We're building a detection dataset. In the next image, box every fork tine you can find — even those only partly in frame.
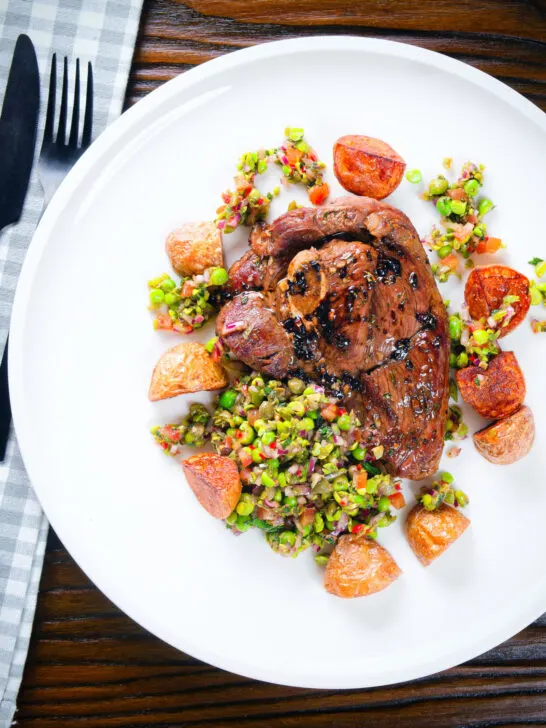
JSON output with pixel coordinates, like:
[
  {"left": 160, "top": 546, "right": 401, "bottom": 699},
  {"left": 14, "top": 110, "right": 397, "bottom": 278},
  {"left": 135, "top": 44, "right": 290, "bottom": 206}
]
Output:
[
  {"left": 68, "top": 59, "right": 80, "bottom": 148},
  {"left": 81, "top": 62, "right": 93, "bottom": 149},
  {"left": 43, "top": 54, "right": 56, "bottom": 145},
  {"left": 57, "top": 57, "right": 69, "bottom": 146}
]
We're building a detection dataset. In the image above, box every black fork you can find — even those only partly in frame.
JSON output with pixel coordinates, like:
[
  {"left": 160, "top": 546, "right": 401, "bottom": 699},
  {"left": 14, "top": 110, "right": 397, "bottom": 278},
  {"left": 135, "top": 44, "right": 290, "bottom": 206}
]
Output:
[{"left": 38, "top": 55, "right": 93, "bottom": 208}]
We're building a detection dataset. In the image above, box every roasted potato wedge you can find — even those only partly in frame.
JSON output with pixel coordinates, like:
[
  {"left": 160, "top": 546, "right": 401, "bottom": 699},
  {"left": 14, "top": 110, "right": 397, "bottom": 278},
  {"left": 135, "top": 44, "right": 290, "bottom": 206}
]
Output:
[
  {"left": 333, "top": 135, "right": 406, "bottom": 199},
  {"left": 456, "top": 351, "right": 525, "bottom": 419},
  {"left": 166, "top": 221, "right": 224, "bottom": 276},
  {"left": 182, "top": 453, "right": 242, "bottom": 519},
  {"left": 473, "top": 405, "right": 535, "bottom": 465},
  {"left": 324, "top": 534, "right": 401, "bottom": 598},
  {"left": 149, "top": 342, "right": 228, "bottom": 402},
  {"left": 464, "top": 265, "right": 530, "bottom": 337},
  {"left": 406, "top": 503, "right": 470, "bottom": 566}
]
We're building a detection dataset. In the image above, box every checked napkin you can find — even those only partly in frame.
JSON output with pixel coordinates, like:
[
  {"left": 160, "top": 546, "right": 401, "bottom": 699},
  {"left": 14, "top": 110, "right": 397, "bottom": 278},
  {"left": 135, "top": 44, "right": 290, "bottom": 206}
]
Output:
[{"left": 0, "top": 1, "right": 143, "bottom": 723}]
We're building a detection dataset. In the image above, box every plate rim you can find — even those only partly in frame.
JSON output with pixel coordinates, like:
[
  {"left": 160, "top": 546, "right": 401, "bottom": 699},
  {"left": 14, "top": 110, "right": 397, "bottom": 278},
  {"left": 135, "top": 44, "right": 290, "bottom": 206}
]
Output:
[{"left": 8, "top": 35, "right": 546, "bottom": 689}]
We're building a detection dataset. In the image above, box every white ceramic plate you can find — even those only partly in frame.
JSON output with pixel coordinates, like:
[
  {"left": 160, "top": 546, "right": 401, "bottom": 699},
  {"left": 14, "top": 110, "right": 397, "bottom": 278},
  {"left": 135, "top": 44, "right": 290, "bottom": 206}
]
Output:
[{"left": 10, "top": 37, "right": 546, "bottom": 689}]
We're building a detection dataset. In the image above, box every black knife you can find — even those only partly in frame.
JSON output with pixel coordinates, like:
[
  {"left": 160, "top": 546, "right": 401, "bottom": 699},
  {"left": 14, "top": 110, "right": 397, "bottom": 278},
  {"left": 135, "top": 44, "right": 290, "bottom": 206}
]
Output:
[{"left": 0, "top": 35, "right": 40, "bottom": 461}]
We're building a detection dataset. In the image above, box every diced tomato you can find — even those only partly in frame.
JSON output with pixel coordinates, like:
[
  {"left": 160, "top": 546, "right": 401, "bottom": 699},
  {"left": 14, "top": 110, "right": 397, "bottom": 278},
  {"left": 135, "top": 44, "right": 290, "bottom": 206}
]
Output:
[
  {"left": 309, "top": 182, "right": 330, "bottom": 206},
  {"left": 355, "top": 471, "right": 368, "bottom": 491},
  {"left": 442, "top": 252, "right": 459, "bottom": 272},
  {"left": 180, "top": 281, "right": 195, "bottom": 298},
  {"left": 448, "top": 187, "right": 466, "bottom": 201},
  {"left": 320, "top": 403, "right": 338, "bottom": 421},
  {"left": 389, "top": 492, "right": 406, "bottom": 510},
  {"left": 285, "top": 146, "right": 302, "bottom": 165},
  {"left": 234, "top": 175, "right": 252, "bottom": 195},
  {"left": 476, "top": 236, "right": 502, "bottom": 255},
  {"left": 239, "top": 450, "right": 253, "bottom": 468},
  {"left": 154, "top": 314, "right": 173, "bottom": 330},
  {"left": 161, "top": 426, "right": 181, "bottom": 443},
  {"left": 247, "top": 409, "right": 259, "bottom": 427},
  {"left": 351, "top": 523, "right": 364, "bottom": 534},
  {"left": 224, "top": 436, "right": 234, "bottom": 451}
]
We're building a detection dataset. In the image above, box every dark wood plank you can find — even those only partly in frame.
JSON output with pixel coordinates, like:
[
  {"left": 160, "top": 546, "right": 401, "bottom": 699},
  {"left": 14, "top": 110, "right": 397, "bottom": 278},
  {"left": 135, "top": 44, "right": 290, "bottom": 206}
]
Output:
[{"left": 14, "top": 1, "right": 546, "bottom": 725}]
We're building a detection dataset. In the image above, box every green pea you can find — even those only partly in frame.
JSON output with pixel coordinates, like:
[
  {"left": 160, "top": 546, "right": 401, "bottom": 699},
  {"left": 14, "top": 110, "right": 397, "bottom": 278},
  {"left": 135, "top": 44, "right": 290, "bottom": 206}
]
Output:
[
  {"left": 205, "top": 337, "right": 218, "bottom": 353},
  {"left": 478, "top": 198, "right": 494, "bottom": 217},
  {"left": 535, "top": 261, "right": 546, "bottom": 279},
  {"left": 366, "top": 477, "right": 379, "bottom": 495},
  {"left": 429, "top": 177, "right": 449, "bottom": 196},
  {"left": 274, "top": 489, "right": 283, "bottom": 502},
  {"left": 236, "top": 500, "right": 254, "bottom": 516},
  {"left": 337, "top": 413, "right": 352, "bottom": 431},
  {"left": 406, "top": 169, "right": 422, "bottom": 184},
  {"left": 236, "top": 515, "right": 251, "bottom": 532},
  {"left": 314, "top": 554, "right": 329, "bottom": 566},
  {"left": 261, "top": 431, "right": 276, "bottom": 446},
  {"left": 456, "top": 351, "right": 469, "bottom": 368},
  {"left": 288, "top": 378, "right": 305, "bottom": 394},
  {"left": 441, "top": 471, "right": 454, "bottom": 484},
  {"left": 463, "top": 179, "right": 479, "bottom": 197},
  {"left": 449, "top": 353, "right": 457, "bottom": 367},
  {"left": 278, "top": 472, "right": 287, "bottom": 487},
  {"left": 149, "top": 288, "right": 165, "bottom": 305},
  {"left": 352, "top": 445, "right": 366, "bottom": 461},
  {"left": 261, "top": 472, "right": 275, "bottom": 488},
  {"left": 449, "top": 315, "right": 462, "bottom": 340},
  {"left": 251, "top": 448, "right": 263, "bottom": 464},
  {"left": 209, "top": 267, "right": 229, "bottom": 286},
  {"left": 421, "top": 494, "right": 433, "bottom": 510},
  {"left": 257, "top": 159, "right": 268, "bottom": 174},
  {"left": 164, "top": 292, "right": 179, "bottom": 306},
  {"left": 377, "top": 496, "right": 390, "bottom": 512},
  {"left": 473, "top": 224, "right": 485, "bottom": 238},
  {"left": 314, "top": 513, "right": 325, "bottom": 533},
  {"left": 300, "top": 417, "right": 315, "bottom": 431},
  {"left": 238, "top": 422, "right": 255, "bottom": 445},
  {"left": 455, "top": 490, "right": 469, "bottom": 507},
  {"left": 159, "top": 277, "right": 177, "bottom": 292},
  {"left": 280, "top": 530, "right": 296, "bottom": 545},
  {"left": 436, "top": 196, "right": 452, "bottom": 216},
  {"left": 438, "top": 244, "right": 453, "bottom": 259},
  {"left": 287, "top": 127, "right": 304, "bottom": 142},
  {"left": 530, "top": 287, "right": 544, "bottom": 306},
  {"left": 283, "top": 496, "right": 297, "bottom": 507},
  {"left": 333, "top": 476, "right": 350, "bottom": 491},
  {"left": 450, "top": 199, "right": 467, "bottom": 216},
  {"left": 218, "top": 389, "right": 237, "bottom": 410},
  {"left": 225, "top": 510, "right": 238, "bottom": 526},
  {"left": 287, "top": 400, "right": 305, "bottom": 416},
  {"left": 473, "top": 329, "right": 489, "bottom": 345}
]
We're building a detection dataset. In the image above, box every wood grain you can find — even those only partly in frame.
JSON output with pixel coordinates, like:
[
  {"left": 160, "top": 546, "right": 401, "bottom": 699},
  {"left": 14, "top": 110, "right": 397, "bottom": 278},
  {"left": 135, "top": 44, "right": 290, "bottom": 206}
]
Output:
[{"left": 15, "top": 1, "right": 546, "bottom": 725}]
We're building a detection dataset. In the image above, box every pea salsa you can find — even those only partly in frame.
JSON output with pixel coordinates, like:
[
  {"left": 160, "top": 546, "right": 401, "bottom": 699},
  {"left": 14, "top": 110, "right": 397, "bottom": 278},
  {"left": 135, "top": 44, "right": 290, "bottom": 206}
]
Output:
[{"left": 152, "top": 371, "right": 405, "bottom": 561}]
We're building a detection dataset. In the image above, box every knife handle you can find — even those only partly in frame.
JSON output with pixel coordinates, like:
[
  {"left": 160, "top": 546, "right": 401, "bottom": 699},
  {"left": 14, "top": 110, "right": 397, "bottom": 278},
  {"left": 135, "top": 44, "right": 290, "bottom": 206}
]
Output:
[{"left": 0, "top": 337, "right": 11, "bottom": 461}]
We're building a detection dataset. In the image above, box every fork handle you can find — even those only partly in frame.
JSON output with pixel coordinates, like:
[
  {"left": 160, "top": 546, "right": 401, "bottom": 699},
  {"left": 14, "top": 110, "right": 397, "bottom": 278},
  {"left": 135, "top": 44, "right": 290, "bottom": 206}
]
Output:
[{"left": 0, "top": 337, "right": 11, "bottom": 461}]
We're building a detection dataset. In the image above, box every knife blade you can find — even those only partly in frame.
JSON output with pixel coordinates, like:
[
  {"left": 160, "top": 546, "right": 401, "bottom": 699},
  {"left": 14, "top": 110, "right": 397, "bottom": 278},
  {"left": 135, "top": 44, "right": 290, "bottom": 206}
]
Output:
[
  {"left": 0, "top": 35, "right": 40, "bottom": 460},
  {"left": 0, "top": 34, "right": 40, "bottom": 232}
]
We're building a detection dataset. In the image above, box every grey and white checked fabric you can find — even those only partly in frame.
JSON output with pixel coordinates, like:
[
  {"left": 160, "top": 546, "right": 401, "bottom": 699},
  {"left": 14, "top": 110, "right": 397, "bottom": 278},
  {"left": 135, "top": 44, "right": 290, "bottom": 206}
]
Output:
[{"left": 0, "top": 1, "right": 143, "bottom": 724}]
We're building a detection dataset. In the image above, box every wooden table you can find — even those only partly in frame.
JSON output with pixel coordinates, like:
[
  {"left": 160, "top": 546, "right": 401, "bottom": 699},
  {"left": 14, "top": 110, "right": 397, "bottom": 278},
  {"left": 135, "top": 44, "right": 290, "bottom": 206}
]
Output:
[{"left": 15, "top": 1, "right": 546, "bottom": 725}]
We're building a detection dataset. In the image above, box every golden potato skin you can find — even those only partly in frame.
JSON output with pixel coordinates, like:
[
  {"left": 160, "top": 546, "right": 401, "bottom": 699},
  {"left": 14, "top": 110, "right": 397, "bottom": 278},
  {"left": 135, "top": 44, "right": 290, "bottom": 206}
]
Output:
[
  {"left": 166, "top": 221, "right": 224, "bottom": 276},
  {"left": 182, "top": 453, "right": 242, "bottom": 519},
  {"left": 473, "top": 405, "right": 535, "bottom": 465},
  {"left": 464, "top": 265, "right": 530, "bottom": 337},
  {"left": 456, "top": 351, "right": 525, "bottom": 419},
  {"left": 149, "top": 342, "right": 228, "bottom": 401},
  {"left": 324, "top": 534, "right": 401, "bottom": 598},
  {"left": 333, "top": 135, "right": 406, "bottom": 200},
  {"left": 406, "top": 503, "right": 470, "bottom": 566}
]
